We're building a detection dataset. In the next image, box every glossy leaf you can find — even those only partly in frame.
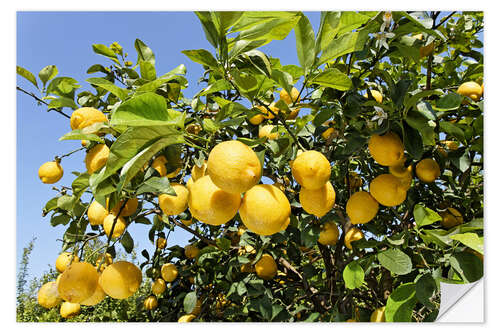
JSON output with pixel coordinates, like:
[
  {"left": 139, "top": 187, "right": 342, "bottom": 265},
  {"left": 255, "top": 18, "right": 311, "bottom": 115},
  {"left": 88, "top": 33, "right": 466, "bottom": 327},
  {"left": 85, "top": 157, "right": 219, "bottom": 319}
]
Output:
[
  {"left": 450, "top": 233, "right": 483, "bottom": 255},
  {"left": 86, "top": 77, "right": 129, "bottom": 100},
  {"left": 92, "top": 44, "right": 120, "bottom": 64},
  {"left": 294, "top": 14, "right": 316, "bottom": 74},
  {"left": 343, "top": 261, "right": 365, "bottom": 289},
  {"left": 385, "top": 283, "right": 417, "bottom": 322},
  {"left": 17, "top": 65, "right": 38, "bottom": 88},
  {"left": 38, "top": 65, "right": 58, "bottom": 87},
  {"left": 134, "top": 39, "right": 155, "bottom": 65},
  {"left": 311, "top": 68, "right": 352, "bottom": 91},
  {"left": 378, "top": 248, "right": 412, "bottom": 275},
  {"left": 182, "top": 49, "right": 219, "bottom": 68},
  {"left": 413, "top": 204, "right": 442, "bottom": 228}
]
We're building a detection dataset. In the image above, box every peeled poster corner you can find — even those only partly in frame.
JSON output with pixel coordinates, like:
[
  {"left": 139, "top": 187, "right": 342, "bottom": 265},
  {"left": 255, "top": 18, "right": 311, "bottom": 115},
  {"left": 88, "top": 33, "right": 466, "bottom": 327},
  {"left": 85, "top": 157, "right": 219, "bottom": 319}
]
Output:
[{"left": 436, "top": 279, "right": 484, "bottom": 322}]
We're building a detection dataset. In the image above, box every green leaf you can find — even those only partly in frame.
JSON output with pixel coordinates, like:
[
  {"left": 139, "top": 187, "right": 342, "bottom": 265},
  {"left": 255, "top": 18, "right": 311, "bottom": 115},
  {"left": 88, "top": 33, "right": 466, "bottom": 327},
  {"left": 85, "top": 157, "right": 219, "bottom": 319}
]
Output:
[
  {"left": 435, "top": 92, "right": 463, "bottom": 111},
  {"left": 92, "top": 44, "right": 120, "bottom": 64},
  {"left": 385, "top": 283, "right": 417, "bottom": 322},
  {"left": 313, "top": 108, "right": 334, "bottom": 127},
  {"left": 111, "top": 92, "right": 184, "bottom": 127},
  {"left": 72, "top": 173, "right": 90, "bottom": 197},
  {"left": 231, "top": 71, "right": 259, "bottom": 100},
  {"left": 139, "top": 61, "right": 157, "bottom": 81},
  {"left": 194, "top": 12, "right": 220, "bottom": 48},
  {"left": 86, "top": 77, "right": 129, "bottom": 100},
  {"left": 17, "top": 65, "right": 38, "bottom": 88},
  {"left": 46, "top": 77, "right": 80, "bottom": 99},
  {"left": 301, "top": 223, "right": 319, "bottom": 248},
  {"left": 318, "top": 27, "right": 371, "bottom": 66},
  {"left": 136, "top": 177, "right": 175, "bottom": 195},
  {"left": 59, "top": 126, "right": 106, "bottom": 143},
  {"left": 216, "top": 237, "right": 232, "bottom": 251},
  {"left": 198, "top": 79, "right": 232, "bottom": 97},
  {"left": 120, "top": 231, "right": 134, "bottom": 253},
  {"left": 415, "top": 273, "right": 437, "bottom": 309},
  {"left": 271, "top": 69, "right": 293, "bottom": 94},
  {"left": 217, "top": 11, "right": 244, "bottom": 32},
  {"left": 391, "top": 79, "right": 413, "bottom": 108},
  {"left": 439, "top": 121, "right": 465, "bottom": 142},
  {"left": 182, "top": 49, "right": 219, "bottom": 68},
  {"left": 295, "top": 14, "right": 316, "bottom": 75},
  {"left": 48, "top": 97, "right": 78, "bottom": 110},
  {"left": 43, "top": 197, "right": 59, "bottom": 215},
  {"left": 403, "top": 121, "right": 423, "bottom": 159},
  {"left": 405, "top": 111, "right": 435, "bottom": 146},
  {"left": 404, "top": 89, "right": 442, "bottom": 114},
  {"left": 241, "top": 50, "right": 273, "bottom": 77},
  {"left": 134, "top": 39, "right": 155, "bottom": 65},
  {"left": 378, "top": 248, "right": 412, "bottom": 275},
  {"left": 86, "top": 64, "right": 107, "bottom": 74},
  {"left": 57, "top": 195, "right": 76, "bottom": 211},
  {"left": 413, "top": 204, "right": 442, "bottom": 228},
  {"left": 343, "top": 261, "right": 365, "bottom": 289},
  {"left": 38, "top": 65, "right": 58, "bottom": 87},
  {"left": 311, "top": 68, "right": 352, "bottom": 91},
  {"left": 450, "top": 233, "right": 484, "bottom": 255},
  {"left": 50, "top": 213, "right": 71, "bottom": 227},
  {"left": 183, "top": 291, "right": 198, "bottom": 314},
  {"left": 449, "top": 252, "right": 483, "bottom": 283}
]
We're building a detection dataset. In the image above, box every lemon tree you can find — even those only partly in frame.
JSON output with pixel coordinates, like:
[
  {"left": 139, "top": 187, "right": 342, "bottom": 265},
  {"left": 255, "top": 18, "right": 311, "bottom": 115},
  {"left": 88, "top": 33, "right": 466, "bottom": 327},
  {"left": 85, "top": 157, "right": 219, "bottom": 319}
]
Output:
[{"left": 17, "top": 11, "right": 483, "bottom": 322}]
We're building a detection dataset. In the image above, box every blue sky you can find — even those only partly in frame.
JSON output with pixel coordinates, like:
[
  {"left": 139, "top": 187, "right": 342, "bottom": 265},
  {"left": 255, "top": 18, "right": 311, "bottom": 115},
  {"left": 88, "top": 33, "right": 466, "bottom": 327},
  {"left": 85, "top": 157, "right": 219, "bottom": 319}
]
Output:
[{"left": 16, "top": 11, "right": 322, "bottom": 280}]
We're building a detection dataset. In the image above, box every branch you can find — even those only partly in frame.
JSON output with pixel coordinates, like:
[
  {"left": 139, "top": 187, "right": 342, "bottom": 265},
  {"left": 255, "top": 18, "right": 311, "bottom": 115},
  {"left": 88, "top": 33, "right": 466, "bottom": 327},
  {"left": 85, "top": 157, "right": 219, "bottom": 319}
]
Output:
[
  {"left": 16, "top": 86, "right": 71, "bottom": 119},
  {"left": 434, "top": 11, "right": 456, "bottom": 29},
  {"left": 169, "top": 216, "right": 217, "bottom": 246}
]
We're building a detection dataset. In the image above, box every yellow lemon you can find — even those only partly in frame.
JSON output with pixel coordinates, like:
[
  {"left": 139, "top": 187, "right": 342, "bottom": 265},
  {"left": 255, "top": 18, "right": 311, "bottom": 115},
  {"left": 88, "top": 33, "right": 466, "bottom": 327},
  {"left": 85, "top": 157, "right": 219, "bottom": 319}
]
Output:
[
  {"left": 190, "top": 299, "right": 202, "bottom": 315},
  {"left": 85, "top": 144, "right": 109, "bottom": 174},
  {"left": 321, "top": 127, "right": 336, "bottom": 140},
  {"left": 370, "top": 174, "right": 407, "bottom": 207},
  {"left": 240, "top": 184, "right": 291, "bottom": 236},
  {"left": 178, "top": 314, "right": 196, "bottom": 322},
  {"left": 108, "top": 197, "right": 139, "bottom": 217},
  {"left": 299, "top": 181, "right": 336, "bottom": 218},
  {"left": 151, "top": 155, "right": 167, "bottom": 176},
  {"left": 186, "top": 177, "right": 195, "bottom": 191},
  {"left": 38, "top": 161, "right": 64, "bottom": 184},
  {"left": 420, "top": 42, "right": 435, "bottom": 58},
  {"left": 259, "top": 124, "right": 279, "bottom": 140},
  {"left": 158, "top": 183, "right": 189, "bottom": 216},
  {"left": 188, "top": 175, "right": 241, "bottom": 226},
  {"left": 416, "top": 158, "right": 440, "bottom": 183},
  {"left": 37, "top": 281, "right": 62, "bottom": 309},
  {"left": 346, "top": 191, "right": 379, "bottom": 224},
  {"left": 255, "top": 254, "right": 278, "bottom": 280},
  {"left": 318, "top": 221, "right": 340, "bottom": 246},
  {"left": 88, "top": 200, "right": 108, "bottom": 226},
  {"left": 440, "top": 207, "right": 463, "bottom": 229},
  {"left": 370, "top": 306, "right": 386, "bottom": 322},
  {"left": 99, "top": 261, "right": 142, "bottom": 299},
  {"left": 364, "top": 90, "right": 383, "bottom": 103},
  {"left": 60, "top": 302, "right": 81, "bottom": 319},
  {"left": 291, "top": 150, "right": 331, "bottom": 190},
  {"left": 249, "top": 109, "right": 266, "bottom": 125},
  {"left": 256, "top": 105, "right": 276, "bottom": 120},
  {"left": 55, "top": 252, "right": 80, "bottom": 273},
  {"left": 103, "top": 214, "right": 127, "bottom": 238},
  {"left": 156, "top": 237, "right": 167, "bottom": 249},
  {"left": 144, "top": 295, "right": 158, "bottom": 310},
  {"left": 191, "top": 161, "right": 207, "bottom": 181},
  {"left": 279, "top": 87, "right": 301, "bottom": 105},
  {"left": 58, "top": 262, "right": 99, "bottom": 303},
  {"left": 95, "top": 253, "right": 113, "bottom": 272},
  {"left": 368, "top": 132, "right": 404, "bottom": 166},
  {"left": 80, "top": 276, "right": 106, "bottom": 306},
  {"left": 185, "top": 244, "right": 200, "bottom": 259},
  {"left": 181, "top": 218, "right": 194, "bottom": 226},
  {"left": 161, "top": 263, "right": 178, "bottom": 282},
  {"left": 207, "top": 140, "right": 262, "bottom": 193},
  {"left": 70, "top": 107, "right": 107, "bottom": 130},
  {"left": 344, "top": 227, "right": 364, "bottom": 250},
  {"left": 151, "top": 278, "right": 166, "bottom": 295},
  {"left": 457, "top": 81, "right": 482, "bottom": 101}
]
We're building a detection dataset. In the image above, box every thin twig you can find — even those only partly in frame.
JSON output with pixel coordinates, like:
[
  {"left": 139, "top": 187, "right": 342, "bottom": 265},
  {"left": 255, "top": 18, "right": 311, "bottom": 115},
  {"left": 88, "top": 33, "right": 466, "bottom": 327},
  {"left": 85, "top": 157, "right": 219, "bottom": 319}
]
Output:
[{"left": 16, "top": 86, "right": 71, "bottom": 119}]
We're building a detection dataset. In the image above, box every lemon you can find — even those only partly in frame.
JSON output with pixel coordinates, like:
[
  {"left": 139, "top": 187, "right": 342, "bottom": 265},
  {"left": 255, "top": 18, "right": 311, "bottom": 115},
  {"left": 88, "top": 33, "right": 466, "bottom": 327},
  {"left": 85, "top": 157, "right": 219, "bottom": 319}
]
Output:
[
  {"left": 190, "top": 299, "right": 202, "bottom": 315},
  {"left": 85, "top": 144, "right": 109, "bottom": 174},
  {"left": 95, "top": 253, "right": 113, "bottom": 272},
  {"left": 457, "top": 81, "right": 482, "bottom": 101},
  {"left": 188, "top": 175, "right": 241, "bottom": 226},
  {"left": 291, "top": 150, "right": 331, "bottom": 190},
  {"left": 88, "top": 200, "right": 108, "bottom": 226},
  {"left": 256, "top": 105, "right": 277, "bottom": 120},
  {"left": 416, "top": 158, "right": 440, "bottom": 183},
  {"left": 370, "top": 306, "right": 386, "bottom": 322},
  {"left": 161, "top": 263, "right": 178, "bottom": 282},
  {"left": 322, "top": 127, "right": 336, "bottom": 140},
  {"left": 286, "top": 107, "right": 300, "bottom": 120},
  {"left": 299, "top": 181, "right": 336, "bottom": 218},
  {"left": 103, "top": 214, "right": 127, "bottom": 238},
  {"left": 191, "top": 161, "right": 207, "bottom": 181},
  {"left": 37, "top": 281, "right": 62, "bottom": 309},
  {"left": 369, "top": 174, "right": 407, "bottom": 207},
  {"left": 279, "top": 87, "right": 301, "bottom": 105},
  {"left": 60, "top": 302, "right": 81, "bottom": 319},
  {"left": 144, "top": 295, "right": 158, "bottom": 310},
  {"left": 156, "top": 237, "right": 167, "bottom": 249},
  {"left": 186, "top": 177, "right": 194, "bottom": 191},
  {"left": 99, "top": 261, "right": 142, "bottom": 299},
  {"left": 259, "top": 124, "right": 279, "bottom": 140},
  {"left": 80, "top": 276, "right": 106, "bottom": 306},
  {"left": 70, "top": 107, "right": 107, "bottom": 130},
  {"left": 318, "top": 221, "right": 340, "bottom": 246},
  {"left": 185, "top": 244, "right": 200, "bottom": 259},
  {"left": 344, "top": 227, "right": 364, "bottom": 250},
  {"left": 420, "top": 42, "right": 435, "bottom": 58},
  {"left": 440, "top": 207, "right": 463, "bottom": 229},
  {"left": 346, "top": 191, "right": 379, "bottom": 224},
  {"left": 368, "top": 132, "right": 404, "bottom": 166},
  {"left": 178, "top": 314, "right": 196, "bottom": 322},
  {"left": 207, "top": 140, "right": 262, "bottom": 193},
  {"left": 58, "top": 262, "right": 99, "bottom": 303},
  {"left": 108, "top": 197, "right": 139, "bottom": 217},
  {"left": 239, "top": 184, "right": 291, "bottom": 236},
  {"left": 151, "top": 278, "right": 166, "bottom": 295},
  {"left": 442, "top": 140, "right": 459, "bottom": 150},
  {"left": 364, "top": 90, "right": 383, "bottom": 103},
  {"left": 151, "top": 155, "right": 167, "bottom": 176},
  {"left": 249, "top": 109, "right": 266, "bottom": 125},
  {"left": 56, "top": 252, "right": 80, "bottom": 273},
  {"left": 255, "top": 254, "right": 278, "bottom": 280},
  {"left": 158, "top": 183, "right": 189, "bottom": 216},
  {"left": 38, "top": 161, "right": 64, "bottom": 184},
  {"left": 181, "top": 218, "right": 194, "bottom": 226}
]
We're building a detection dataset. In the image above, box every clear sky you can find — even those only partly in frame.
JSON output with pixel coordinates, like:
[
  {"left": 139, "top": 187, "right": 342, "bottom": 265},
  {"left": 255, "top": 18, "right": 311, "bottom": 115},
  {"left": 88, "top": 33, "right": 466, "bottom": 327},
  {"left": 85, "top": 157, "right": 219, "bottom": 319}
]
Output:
[{"left": 16, "top": 11, "right": 322, "bottom": 280}]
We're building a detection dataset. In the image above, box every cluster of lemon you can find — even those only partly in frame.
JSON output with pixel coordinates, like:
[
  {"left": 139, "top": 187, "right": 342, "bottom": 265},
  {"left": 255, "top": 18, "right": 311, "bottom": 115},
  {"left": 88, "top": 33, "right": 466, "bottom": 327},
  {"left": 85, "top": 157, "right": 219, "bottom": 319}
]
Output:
[{"left": 37, "top": 251, "right": 141, "bottom": 318}]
